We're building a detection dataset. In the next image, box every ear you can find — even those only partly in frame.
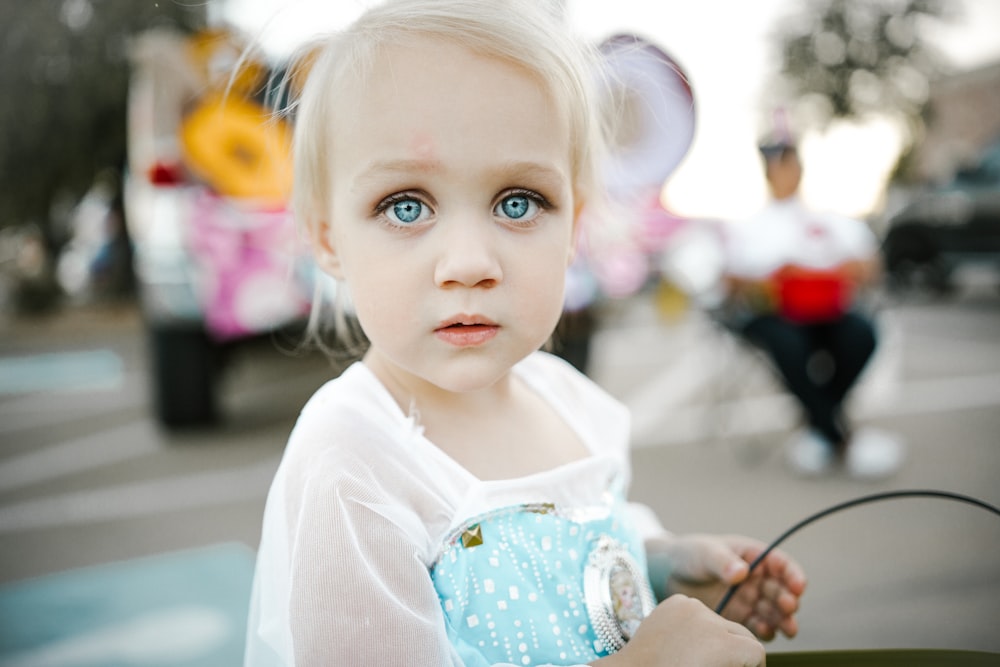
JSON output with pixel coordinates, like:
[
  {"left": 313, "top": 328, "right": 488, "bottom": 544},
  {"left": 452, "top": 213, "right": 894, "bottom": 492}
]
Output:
[{"left": 310, "top": 219, "right": 345, "bottom": 280}]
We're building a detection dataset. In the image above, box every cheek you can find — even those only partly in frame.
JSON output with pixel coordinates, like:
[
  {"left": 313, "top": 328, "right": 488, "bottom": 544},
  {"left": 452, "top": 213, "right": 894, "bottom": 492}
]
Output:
[
  {"left": 343, "top": 260, "right": 403, "bottom": 312},
  {"left": 341, "top": 254, "right": 423, "bottom": 338},
  {"left": 519, "top": 238, "right": 572, "bottom": 313}
]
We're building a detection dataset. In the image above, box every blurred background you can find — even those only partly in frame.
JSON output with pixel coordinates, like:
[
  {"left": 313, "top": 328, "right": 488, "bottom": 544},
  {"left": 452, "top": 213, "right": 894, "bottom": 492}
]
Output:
[{"left": 1, "top": 1, "right": 998, "bottom": 665}]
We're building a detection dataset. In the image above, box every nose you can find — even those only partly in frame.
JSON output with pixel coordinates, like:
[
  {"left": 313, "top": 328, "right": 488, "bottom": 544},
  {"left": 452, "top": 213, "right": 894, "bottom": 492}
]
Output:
[{"left": 433, "top": 218, "right": 503, "bottom": 289}]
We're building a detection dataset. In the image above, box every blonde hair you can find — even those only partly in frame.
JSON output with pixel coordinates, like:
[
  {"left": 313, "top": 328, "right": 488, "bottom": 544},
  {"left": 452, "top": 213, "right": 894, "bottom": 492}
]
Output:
[{"left": 286, "top": 0, "right": 611, "bottom": 350}]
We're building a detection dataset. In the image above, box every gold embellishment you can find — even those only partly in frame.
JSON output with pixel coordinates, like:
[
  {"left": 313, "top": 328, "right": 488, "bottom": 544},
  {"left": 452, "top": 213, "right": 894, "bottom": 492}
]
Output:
[
  {"left": 460, "top": 523, "right": 483, "bottom": 548},
  {"left": 526, "top": 503, "right": 556, "bottom": 514},
  {"left": 438, "top": 501, "right": 605, "bottom": 559}
]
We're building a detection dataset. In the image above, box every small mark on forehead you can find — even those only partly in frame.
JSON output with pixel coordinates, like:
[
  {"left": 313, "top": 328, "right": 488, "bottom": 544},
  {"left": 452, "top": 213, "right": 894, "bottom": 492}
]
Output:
[{"left": 409, "top": 133, "right": 436, "bottom": 160}]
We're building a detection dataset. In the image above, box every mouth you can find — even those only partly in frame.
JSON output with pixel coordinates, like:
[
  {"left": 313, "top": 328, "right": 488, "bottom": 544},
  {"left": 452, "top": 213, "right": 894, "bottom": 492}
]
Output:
[
  {"left": 435, "top": 315, "right": 499, "bottom": 331},
  {"left": 434, "top": 315, "right": 500, "bottom": 347}
]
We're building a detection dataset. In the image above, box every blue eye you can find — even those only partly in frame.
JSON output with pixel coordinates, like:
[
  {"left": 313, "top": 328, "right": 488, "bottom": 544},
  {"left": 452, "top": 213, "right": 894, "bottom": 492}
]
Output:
[
  {"left": 497, "top": 194, "right": 539, "bottom": 221},
  {"left": 388, "top": 198, "right": 426, "bottom": 225}
]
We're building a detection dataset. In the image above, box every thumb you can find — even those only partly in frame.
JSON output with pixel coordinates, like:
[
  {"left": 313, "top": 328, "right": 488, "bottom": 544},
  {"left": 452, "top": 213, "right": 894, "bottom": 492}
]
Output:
[{"left": 701, "top": 542, "right": 749, "bottom": 584}]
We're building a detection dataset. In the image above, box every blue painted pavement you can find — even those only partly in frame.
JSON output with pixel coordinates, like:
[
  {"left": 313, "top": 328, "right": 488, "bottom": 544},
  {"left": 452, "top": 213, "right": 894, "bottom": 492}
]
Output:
[{"left": 0, "top": 543, "right": 255, "bottom": 667}]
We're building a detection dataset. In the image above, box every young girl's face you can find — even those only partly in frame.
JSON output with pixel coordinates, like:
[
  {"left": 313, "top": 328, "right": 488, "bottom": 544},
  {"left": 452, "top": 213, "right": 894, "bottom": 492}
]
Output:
[{"left": 314, "top": 36, "right": 579, "bottom": 395}]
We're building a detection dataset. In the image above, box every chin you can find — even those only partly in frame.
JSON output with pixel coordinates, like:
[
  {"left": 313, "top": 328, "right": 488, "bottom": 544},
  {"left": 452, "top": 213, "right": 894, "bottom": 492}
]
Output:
[
  {"left": 429, "top": 350, "right": 532, "bottom": 393},
  {"left": 432, "top": 365, "right": 513, "bottom": 394}
]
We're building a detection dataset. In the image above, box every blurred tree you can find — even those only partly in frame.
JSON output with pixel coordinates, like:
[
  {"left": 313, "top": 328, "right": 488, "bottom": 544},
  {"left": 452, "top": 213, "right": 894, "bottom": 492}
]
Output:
[
  {"left": 0, "top": 0, "right": 205, "bottom": 243},
  {"left": 770, "top": 0, "right": 956, "bottom": 181}
]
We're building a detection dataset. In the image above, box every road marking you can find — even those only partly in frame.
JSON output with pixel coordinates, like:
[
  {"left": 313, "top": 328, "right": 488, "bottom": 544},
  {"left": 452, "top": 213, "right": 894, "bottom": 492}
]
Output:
[
  {"left": 0, "top": 460, "right": 279, "bottom": 533},
  {"left": 631, "top": 371, "right": 1000, "bottom": 448},
  {"left": 0, "top": 373, "right": 147, "bottom": 438},
  {"left": 0, "top": 350, "right": 123, "bottom": 395},
  {"left": 0, "top": 543, "right": 253, "bottom": 666},
  {"left": 3, "top": 373, "right": 996, "bottom": 530},
  {"left": 0, "top": 420, "right": 162, "bottom": 494},
  {"left": 3, "top": 606, "right": 232, "bottom": 667},
  {"left": 869, "top": 373, "right": 1000, "bottom": 417}
]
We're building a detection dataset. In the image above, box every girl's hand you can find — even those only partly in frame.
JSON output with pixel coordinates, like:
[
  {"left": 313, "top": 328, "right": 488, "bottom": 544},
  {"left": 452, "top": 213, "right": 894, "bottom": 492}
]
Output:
[
  {"left": 650, "top": 534, "right": 807, "bottom": 641},
  {"left": 593, "top": 594, "right": 765, "bottom": 667}
]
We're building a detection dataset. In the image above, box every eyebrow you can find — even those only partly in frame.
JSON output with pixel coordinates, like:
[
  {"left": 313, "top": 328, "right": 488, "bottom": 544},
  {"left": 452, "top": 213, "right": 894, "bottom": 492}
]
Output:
[
  {"left": 354, "top": 159, "right": 443, "bottom": 186},
  {"left": 497, "top": 161, "right": 569, "bottom": 188},
  {"left": 354, "top": 159, "right": 568, "bottom": 188}
]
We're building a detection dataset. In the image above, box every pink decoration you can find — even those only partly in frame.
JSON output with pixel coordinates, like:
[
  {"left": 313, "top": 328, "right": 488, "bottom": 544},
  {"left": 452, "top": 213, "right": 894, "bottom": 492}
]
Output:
[{"left": 185, "top": 189, "right": 311, "bottom": 340}]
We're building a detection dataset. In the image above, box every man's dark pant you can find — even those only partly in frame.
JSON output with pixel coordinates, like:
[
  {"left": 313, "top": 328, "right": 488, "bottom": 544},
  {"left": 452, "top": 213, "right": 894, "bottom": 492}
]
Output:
[{"left": 740, "top": 312, "right": 877, "bottom": 448}]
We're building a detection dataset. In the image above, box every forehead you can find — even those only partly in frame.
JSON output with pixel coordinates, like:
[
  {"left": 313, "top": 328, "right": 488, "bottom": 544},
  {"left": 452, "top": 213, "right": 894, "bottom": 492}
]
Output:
[
  {"left": 328, "top": 36, "right": 572, "bottom": 165},
  {"left": 342, "top": 36, "right": 556, "bottom": 119}
]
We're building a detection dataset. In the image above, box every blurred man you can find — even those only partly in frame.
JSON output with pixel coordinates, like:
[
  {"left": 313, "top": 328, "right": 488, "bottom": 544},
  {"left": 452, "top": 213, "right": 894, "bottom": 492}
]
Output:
[{"left": 722, "top": 131, "right": 903, "bottom": 478}]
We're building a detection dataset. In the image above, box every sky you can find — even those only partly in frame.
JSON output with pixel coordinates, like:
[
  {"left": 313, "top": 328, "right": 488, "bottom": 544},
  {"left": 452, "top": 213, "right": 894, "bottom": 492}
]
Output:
[{"left": 220, "top": 0, "right": 1000, "bottom": 222}]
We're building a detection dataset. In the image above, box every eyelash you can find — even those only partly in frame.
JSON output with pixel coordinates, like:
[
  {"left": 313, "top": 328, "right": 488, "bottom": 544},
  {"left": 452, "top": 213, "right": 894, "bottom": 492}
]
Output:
[
  {"left": 498, "top": 188, "right": 552, "bottom": 227},
  {"left": 370, "top": 191, "right": 430, "bottom": 231}
]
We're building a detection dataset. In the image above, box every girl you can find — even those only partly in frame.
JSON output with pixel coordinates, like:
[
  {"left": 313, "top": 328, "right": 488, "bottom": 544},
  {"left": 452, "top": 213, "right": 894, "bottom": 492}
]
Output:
[{"left": 245, "top": 1, "right": 806, "bottom": 665}]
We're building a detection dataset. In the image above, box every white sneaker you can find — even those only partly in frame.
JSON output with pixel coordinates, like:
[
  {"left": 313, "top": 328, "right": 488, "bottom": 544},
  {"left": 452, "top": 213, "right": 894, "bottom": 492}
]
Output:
[
  {"left": 785, "top": 429, "right": 836, "bottom": 476},
  {"left": 846, "top": 428, "right": 905, "bottom": 480}
]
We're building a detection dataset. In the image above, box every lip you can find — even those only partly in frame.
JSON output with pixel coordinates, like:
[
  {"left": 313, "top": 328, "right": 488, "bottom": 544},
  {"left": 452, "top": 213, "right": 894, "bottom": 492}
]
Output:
[{"left": 434, "top": 314, "right": 500, "bottom": 347}]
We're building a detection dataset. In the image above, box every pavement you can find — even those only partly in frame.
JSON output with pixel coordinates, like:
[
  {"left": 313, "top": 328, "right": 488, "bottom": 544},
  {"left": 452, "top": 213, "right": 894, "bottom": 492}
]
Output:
[
  {"left": 0, "top": 280, "right": 999, "bottom": 664},
  {"left": 588, "top": 288, "right": 1000, "bottom": 654}
]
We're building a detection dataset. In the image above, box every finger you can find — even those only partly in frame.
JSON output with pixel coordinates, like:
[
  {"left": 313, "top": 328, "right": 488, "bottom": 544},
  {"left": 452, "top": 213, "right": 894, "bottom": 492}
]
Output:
[
  {"left": 763, "top": 577, "right": 783, "bottom": 600},
  {"left": 733, "top": 541, "right": 795, "bottom": 586},
  {"left": 719, "top": 580, "right": 762, "bottom": 622},
  {"left": 778, "top": 612, "right": 800, "bottom": 639},
  {"left": 699, "top": 539, "right": 752, "bottom": 584},
  {"left": 757, "top": 549, "right": 808, "bottom": 596},
  {"left": 746, "top": 615, "right": 777, "bottom": 642},
  {"left": 725, "top": 571, "right": 800, "bottom": 623},
  {"left": 753, "top": 574, "right": 803, "bottom": 617},
  {"left": 720, "top": 593, "right": 755, "bottom": 624},
  {"left": 758, "top": 578, "right": 799, "bottom": 615},
  {"left": 784, "top": 560, "right": 808, "bottom": 595},
  {"left": 751, "top": 596, "right": 800, "bottom": 640},
  {"left": 754, "top": 596, "right": 792, "bottom": 633},
  {"left": 776, "top": 587, "right": 801, "bottom": 615}
]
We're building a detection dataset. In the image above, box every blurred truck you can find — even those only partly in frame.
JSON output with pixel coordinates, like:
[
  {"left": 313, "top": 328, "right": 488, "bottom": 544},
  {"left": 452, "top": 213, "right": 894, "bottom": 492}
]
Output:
[
  {"left": 882, "top": 141, "right": 1000, "bottom": 294},
  {"left": 124, "top": 27, "right": 314, "bottom": 428}
]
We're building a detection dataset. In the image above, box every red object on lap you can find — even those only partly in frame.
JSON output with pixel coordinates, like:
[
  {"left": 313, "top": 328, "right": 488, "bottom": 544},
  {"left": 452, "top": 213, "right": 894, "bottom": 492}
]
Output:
[{"left": 775, "top": 266, "right": 853, "bottom": 323}]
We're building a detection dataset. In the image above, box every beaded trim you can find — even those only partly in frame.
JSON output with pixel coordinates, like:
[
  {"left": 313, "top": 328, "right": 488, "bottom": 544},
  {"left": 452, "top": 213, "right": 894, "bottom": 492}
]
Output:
[{"left": 583, "top": 535, "right": 656, "bottom": 654}]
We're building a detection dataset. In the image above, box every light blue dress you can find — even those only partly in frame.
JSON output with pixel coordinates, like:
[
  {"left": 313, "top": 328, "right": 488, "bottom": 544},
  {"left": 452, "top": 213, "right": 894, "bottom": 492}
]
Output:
[{"left": 432, "top": 498, "right": 656, "bottom": 666}]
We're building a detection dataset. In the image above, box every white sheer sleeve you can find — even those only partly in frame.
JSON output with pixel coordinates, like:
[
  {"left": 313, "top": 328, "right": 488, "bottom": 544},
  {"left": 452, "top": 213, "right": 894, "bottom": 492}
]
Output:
[
  {"left": 245, "top": 429, "right": 462, "bottom": 666},
  {"left": 626, "top": 502, "right": 671, "bottom": 543}
]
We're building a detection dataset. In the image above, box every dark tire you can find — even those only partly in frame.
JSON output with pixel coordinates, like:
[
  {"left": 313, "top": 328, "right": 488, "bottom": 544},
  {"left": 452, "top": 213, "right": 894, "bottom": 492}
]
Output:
[
  {"left": 897, "top": 259, "right": 953, "bottom": 294},
  {"left": 883, "top": 228, "right": 952, "bottom": 296},
  {"left": 553, "top": 307, "right": 595, "bottom": 375},
  {"left": 149, "top": 324, "right": 220, "bottom": 428}
]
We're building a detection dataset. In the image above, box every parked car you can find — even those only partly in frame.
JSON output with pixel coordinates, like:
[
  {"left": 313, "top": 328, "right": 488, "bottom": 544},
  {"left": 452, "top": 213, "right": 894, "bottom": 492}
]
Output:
[
  {"left": 124, "top": 27, "right": 315, "bottom": 428},
  {"left": 881, "top": 141, "right": 1000, "bottom": 293}
]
